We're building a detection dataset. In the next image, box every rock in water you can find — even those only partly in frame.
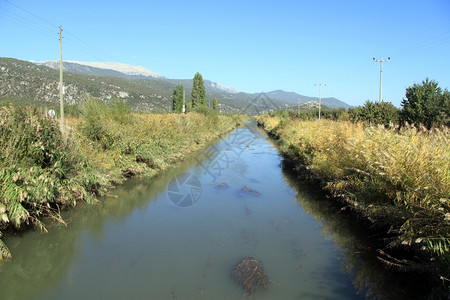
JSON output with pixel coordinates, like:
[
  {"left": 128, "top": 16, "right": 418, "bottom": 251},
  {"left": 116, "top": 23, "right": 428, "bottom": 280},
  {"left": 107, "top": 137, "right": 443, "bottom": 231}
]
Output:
[{"left": 231, "top": 257, "right": 269, "bottom": 294}]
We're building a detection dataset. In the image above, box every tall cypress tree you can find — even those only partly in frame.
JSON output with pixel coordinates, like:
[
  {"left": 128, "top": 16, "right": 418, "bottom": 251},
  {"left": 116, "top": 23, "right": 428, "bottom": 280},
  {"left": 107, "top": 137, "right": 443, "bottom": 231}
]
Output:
[
  {"left": 172, "top": 85, "right": 184, "bottom": 113},
  {"left": 213, "top": 97, "right": 218, "bottom": 111},
  {"left": 191, "top": 72, "right": 206, "bottom": 108}
]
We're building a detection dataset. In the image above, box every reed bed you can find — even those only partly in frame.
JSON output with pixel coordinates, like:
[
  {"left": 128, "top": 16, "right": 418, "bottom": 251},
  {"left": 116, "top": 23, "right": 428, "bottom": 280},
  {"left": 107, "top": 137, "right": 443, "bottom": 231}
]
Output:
[{"left": 257, "top": 114, "right": 449, "bottom": 279}]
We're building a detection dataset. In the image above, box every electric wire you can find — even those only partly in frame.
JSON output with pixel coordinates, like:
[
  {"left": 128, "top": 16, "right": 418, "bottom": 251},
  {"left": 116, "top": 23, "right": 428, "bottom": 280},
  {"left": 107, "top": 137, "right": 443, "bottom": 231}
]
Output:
[
  {"left": 0, "top": 0, "right": 117, "bottom": 63},
  {"left": 0, "top": 2, "right": 57, "bottom": 40}
]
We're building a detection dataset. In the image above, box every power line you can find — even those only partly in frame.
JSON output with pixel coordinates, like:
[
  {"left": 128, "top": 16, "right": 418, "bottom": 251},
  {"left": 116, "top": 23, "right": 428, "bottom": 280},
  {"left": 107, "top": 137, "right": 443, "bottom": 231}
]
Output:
[
  {"left": 63, "top": 29, "right": 118, "bottom": 62},
  {"left": 2, "top": 0, "right": 58, "bottom": 28},
  {"left": 331, "top": 31, "right": 450, "bottom": 104},
  {"left": 0, "top": 2, "right": 57, "bottom": 39},
  {"left": 0, "top": 0, "right": 117, "bottom": 63},
  {"left": 390, "top": 30, "right": 450, "bottom": 57},
  {"left": 0, "top": 14, "right": 56, "bottom": 40}
]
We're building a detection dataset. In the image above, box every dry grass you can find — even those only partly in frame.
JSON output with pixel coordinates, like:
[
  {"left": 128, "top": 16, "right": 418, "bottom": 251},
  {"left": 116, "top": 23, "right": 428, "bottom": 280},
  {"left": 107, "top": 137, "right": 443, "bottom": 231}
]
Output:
[
  {"left": 257, "top": 114, "right": 449, "bottom": 260},
  {"left": 255, "top": 114, "right": 280, "bottom": 132},
  {"left": 71, "top": 112, "right": 244, "bottom": 181}
]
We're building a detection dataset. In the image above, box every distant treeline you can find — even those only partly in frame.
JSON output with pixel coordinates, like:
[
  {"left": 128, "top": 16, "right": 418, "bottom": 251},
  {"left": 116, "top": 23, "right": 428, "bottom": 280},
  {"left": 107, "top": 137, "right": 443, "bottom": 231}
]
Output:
[{"left": 277, "top": 78, "right": 449, "bottom": 129}]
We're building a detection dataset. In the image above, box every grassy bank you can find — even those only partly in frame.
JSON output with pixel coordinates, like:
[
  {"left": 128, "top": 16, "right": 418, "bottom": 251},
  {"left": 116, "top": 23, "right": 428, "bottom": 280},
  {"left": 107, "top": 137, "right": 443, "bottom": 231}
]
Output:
[
  {"left": 256, "top": 114, "right": 450, "bottom": 293},
  {"left": 0, "top": 102, "right": 245, "bottom": 259}
]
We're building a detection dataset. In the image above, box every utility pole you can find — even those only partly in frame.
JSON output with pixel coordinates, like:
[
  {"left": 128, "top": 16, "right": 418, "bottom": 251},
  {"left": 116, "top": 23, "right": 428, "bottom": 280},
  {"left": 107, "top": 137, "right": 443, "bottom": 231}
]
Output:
[
  {"left": 373, "top": 57, "right": 390, "bottom": 103},
  {"left": 315, "top": 84, "right": 326, "bottom": 120},
  {"left": 182, "top": 88, "right": 186, "bottom": 113},
  {"left": 59, "top": 25, "right": 65, "bottom": 136},
  {"left": 297, "top": 97, "right": 301, "bottom": 116}
]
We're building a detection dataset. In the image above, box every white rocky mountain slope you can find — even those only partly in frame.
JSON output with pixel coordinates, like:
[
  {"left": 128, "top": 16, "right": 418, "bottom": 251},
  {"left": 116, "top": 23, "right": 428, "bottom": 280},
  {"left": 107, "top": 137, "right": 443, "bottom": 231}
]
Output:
[{"left": 66, "top": 61, "right": 165, "bottom": 78}]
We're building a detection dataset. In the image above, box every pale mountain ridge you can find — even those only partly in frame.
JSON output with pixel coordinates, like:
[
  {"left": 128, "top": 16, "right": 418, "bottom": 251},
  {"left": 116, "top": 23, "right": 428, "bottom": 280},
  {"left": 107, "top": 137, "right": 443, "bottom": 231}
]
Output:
[
  {"left": 65, "top": 61, "right": 165, "bottom": 78},
  {"left": 207, "top": 81, "right": 238, "bottom": 94},
  {"left": 38, "top": 60, "right": 239, "bottom": 94},
  {"left": 70, "top": 61, "right": 239, "bottom": 94}
]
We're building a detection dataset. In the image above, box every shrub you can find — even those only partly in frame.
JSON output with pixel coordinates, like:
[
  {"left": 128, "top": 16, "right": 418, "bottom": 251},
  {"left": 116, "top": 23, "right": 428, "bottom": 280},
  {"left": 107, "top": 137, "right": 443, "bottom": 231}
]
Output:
[
  {"left": 79, "top": 98, "right": 115, "bottom": 150},
  {"left": 349, "top": 100, "right": 399, "bottom": 127},
  {"left": 109, "top": 98, "right": 131, "bottom": 125},
  {"left": 400, "top": 78, "right": 450, "bottom": 129}
]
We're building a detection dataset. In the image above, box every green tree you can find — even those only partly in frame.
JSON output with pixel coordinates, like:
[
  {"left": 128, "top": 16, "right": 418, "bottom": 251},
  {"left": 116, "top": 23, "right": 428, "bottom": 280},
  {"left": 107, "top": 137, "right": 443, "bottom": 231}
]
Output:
[
  {"left": 185, "top": 102, "right": 192, "bottom": 113},
  {"left": 213, "top": 97, "right": 218, "bottom": 111},
  {"left": 172, "top": 85, "right": 184, "bottom": 113},
  {"left": 350, "top": 100, "right": 399, "bottom": 127},
  {"left": 191, "top": 72, "right": 206, "bottom": 108},
  {"left": 400, "top": 78, "right": 450, "bottom": 129}
]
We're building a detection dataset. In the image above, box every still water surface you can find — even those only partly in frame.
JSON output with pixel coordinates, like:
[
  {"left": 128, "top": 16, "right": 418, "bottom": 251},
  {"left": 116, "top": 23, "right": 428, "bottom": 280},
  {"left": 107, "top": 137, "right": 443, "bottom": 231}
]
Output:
[{"left": 1, "top": 122, "right": 403, "bottom": 299}]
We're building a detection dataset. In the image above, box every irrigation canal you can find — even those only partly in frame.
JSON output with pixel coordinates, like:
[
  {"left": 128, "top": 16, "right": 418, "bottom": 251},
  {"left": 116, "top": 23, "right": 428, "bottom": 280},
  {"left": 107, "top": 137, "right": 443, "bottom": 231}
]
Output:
[{"left": 0, "top": 121, "right": 416, "bottom": 299}]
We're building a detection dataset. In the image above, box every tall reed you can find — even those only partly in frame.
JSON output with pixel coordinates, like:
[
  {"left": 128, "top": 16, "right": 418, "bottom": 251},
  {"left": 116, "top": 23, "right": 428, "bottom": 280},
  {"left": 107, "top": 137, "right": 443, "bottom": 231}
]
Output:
[
  {"left": 257, "top": 115, "right": 449, "bottom": 277},
  {"left": 0, "top": 105, "right": 91, "bottom": 259}
]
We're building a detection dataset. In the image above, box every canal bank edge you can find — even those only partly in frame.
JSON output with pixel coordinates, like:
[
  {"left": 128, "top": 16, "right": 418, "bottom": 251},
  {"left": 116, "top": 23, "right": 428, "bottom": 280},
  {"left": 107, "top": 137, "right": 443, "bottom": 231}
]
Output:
[
  {"left": 0, "top": 104, "right": 246, "bottom": 260},
  {"left": 255, "top": 114, "right": 450, "bottom": 299}
]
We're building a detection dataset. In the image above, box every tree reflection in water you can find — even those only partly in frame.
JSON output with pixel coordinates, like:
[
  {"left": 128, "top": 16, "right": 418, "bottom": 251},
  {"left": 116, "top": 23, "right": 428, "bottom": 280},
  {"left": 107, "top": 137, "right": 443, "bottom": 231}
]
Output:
[{"left": 281, "top": 161, "right": 434, "bottom": 300}]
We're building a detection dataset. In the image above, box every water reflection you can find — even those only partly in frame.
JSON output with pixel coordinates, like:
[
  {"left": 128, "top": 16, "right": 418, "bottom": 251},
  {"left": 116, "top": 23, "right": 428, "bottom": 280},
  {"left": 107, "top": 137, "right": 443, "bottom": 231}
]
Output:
[
  {"left": 281, "top": 161, "right": 430, "bottom": 300},
  {"left": 0, "top": 151, "right": 202, "bottom": 300}
]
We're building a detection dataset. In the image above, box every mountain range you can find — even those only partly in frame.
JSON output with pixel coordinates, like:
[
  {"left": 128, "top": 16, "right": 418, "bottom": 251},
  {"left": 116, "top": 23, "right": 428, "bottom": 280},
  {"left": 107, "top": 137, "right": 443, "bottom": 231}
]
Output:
[
  {"left": 38, "top": 60, "right": 165, "bottom": 79},
  {"left": 37, "top": 60, "right": 240, "bottom": 95},
  {"left": 1, "top": 57, "right": 351, "bottom": 113}
]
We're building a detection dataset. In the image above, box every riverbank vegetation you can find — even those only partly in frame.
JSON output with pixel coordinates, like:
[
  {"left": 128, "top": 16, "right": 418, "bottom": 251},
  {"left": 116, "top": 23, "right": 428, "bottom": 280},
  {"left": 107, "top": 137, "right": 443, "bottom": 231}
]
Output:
[
  {"left": 0, "top": 100, "right": 244, "bottom": 260},
  {"left": 256, "top": 113, "right": 449, "bottom": 296}
]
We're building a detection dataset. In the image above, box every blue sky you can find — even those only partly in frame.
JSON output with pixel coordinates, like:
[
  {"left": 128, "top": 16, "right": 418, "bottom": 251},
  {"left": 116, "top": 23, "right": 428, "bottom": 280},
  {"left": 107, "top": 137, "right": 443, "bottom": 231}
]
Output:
[{"left": 1, "top": 0, "right": 449, "bottom": 107}]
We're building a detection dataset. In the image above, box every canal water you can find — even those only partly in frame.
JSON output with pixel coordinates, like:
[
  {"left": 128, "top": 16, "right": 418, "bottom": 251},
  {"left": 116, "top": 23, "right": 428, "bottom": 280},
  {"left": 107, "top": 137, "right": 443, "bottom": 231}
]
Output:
[{"left": 0, "top": 122, "right": 410, "bottom": 299}]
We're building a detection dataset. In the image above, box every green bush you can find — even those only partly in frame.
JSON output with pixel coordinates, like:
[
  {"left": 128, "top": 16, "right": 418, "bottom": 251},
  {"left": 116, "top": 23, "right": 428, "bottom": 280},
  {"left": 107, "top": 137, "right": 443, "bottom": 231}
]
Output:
[
  {"left": 400, "top": 78, "right": 450, "bottom": 129},
  {"left": 109, "top": 98, "right": 131, "bottom": 124},
  {"left": 349, "top": 100, "right": 399, "bottom": 127},
  {"left": 79, "top": 98, "right": 115, "bottom": 150}
]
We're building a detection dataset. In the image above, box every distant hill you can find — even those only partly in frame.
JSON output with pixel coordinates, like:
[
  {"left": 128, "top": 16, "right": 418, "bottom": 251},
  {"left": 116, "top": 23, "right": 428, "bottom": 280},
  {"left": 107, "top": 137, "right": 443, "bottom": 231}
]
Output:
[
  {"left": 264, "top": 90, "right": 352, "bottom": 109},
  {"left": 0, "top": 57, "right": 351, "bottom": 114},
  {"left": 0, "top": 58, "right": 261, "bottom": 113},
  {"left": 37, "top": 60, "right": 350, "bottom": 109},
  {"left": 1, "top": 58, "right": 173, "bottom": 111}
]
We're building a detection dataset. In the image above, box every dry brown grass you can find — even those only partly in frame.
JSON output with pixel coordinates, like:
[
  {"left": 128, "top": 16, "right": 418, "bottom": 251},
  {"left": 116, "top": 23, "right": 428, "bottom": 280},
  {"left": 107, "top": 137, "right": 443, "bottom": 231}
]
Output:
[{"left": 257, "top": 114, "right": 449, "bottom": 259}]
